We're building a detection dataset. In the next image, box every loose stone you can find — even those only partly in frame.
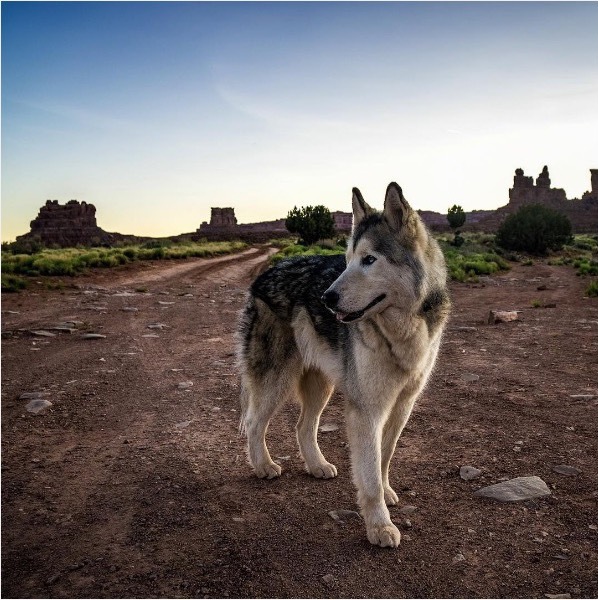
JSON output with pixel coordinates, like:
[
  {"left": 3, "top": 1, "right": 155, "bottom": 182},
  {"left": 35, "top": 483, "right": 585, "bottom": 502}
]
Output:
[
  {"left": 319, "top": 423, "right": 340, "bottom": 433},
  {"left": 552, "top": 464, "right": 581, "bottom": 476},
  {"left": 328, "top": 509, "right": 361, "bottom": 522},
  {"left": 460, "top": 466, "right": 482, "bottom": 481},
  {"left": 461, "top": 373, "right": 480, "bottom": 382},
  {"left": 26, "top": 399, "right": 53, "bottom": 414},
  {"left": 473, "top": 476, "right": 551, "bottom": 502},
  {"left": 399, "top": 505, "right": 418, "bottom": 515}
]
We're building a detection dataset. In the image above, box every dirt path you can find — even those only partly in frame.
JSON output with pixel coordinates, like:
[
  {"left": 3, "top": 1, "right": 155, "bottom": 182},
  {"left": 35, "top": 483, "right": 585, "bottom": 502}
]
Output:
[{"left": 2, "top": 250, "right": 597, "bottom": 598}]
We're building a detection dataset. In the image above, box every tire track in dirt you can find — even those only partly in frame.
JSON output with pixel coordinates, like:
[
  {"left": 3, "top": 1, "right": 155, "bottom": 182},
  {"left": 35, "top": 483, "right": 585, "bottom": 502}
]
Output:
[{"left": 1, "top": 247, "right": 277, "bottom": 597}]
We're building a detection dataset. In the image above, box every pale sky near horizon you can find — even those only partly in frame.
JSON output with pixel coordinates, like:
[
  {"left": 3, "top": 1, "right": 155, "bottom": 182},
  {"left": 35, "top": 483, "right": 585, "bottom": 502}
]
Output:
[{"left": 2, "top": 1, "right": 597, "bottom": 241}]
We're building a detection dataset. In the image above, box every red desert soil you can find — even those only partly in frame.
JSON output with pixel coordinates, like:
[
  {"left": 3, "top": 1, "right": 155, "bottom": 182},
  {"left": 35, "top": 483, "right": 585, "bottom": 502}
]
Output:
[{"left": 2, "top": 246, "right": 597, "bottom": 599}]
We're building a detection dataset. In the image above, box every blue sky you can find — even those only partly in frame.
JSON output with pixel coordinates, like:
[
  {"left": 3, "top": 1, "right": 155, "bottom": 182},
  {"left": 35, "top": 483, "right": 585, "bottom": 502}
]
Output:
[{"left": 2, "top": 1, "right": 597, "bottom": 241}]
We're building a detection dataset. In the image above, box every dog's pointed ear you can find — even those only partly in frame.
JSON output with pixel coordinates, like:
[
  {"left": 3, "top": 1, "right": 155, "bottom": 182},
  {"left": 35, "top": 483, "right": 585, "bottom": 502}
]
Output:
[
  {"left": 352, "top": 187, "right": 374, "bottom": 228},
  {"left": 383, "top": 182, "right": 412, "bottom": 231}
]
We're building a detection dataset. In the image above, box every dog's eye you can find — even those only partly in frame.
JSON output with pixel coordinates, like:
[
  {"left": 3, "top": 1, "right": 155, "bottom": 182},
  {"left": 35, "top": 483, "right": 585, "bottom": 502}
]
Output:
[{"left": 361, "top": 255, "right": 377, "bottom": 266}]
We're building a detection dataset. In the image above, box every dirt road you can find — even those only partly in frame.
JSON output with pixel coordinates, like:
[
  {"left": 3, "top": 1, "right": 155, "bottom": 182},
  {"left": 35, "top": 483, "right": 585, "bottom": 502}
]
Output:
[{"left": 2, "top": 248, "right": 597, "bottom": 598}]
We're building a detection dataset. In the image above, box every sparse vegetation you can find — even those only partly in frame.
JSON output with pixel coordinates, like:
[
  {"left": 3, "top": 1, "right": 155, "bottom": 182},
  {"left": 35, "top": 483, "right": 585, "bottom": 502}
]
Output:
[
  {"left": 1, "top": 274, "right": 28, "bottom": 293},
  {"left": 1, "top": 240, "right": 247, "bottom": 283},
  {"left": 270, "top": 240, "right": 345, "bottom": 264},
  {"left": 270, "top": 232, "right": 511, "bottom": 283},
  {"left": 586, "top": 280, "right": 598, "bottom": 297},
  {"left": 436, "top": 233, "right": 510, "bottom": 282}
]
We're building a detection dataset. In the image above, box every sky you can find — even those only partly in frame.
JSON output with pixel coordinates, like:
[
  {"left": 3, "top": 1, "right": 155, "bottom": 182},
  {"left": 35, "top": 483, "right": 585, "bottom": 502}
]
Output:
[{"left": 2, "top": 1, "right": 598, "bottom": 241}]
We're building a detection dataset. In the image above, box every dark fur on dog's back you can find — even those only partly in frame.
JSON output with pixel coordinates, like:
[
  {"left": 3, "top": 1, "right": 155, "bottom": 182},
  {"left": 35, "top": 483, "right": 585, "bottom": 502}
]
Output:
[{"left": 240, "top": 254, "right": 348, "bottom": 352}]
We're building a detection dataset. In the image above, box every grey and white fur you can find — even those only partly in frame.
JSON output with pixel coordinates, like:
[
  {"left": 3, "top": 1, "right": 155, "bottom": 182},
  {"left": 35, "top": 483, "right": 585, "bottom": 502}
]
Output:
[{"left": 237, "top": 182, "right": 450, "bottom": 548}]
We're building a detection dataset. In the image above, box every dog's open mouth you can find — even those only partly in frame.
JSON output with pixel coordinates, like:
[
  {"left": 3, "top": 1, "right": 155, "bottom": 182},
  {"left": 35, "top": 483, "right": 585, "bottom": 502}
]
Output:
[{"left": 334, "top": 294, "right": 387, "bottom": 323}]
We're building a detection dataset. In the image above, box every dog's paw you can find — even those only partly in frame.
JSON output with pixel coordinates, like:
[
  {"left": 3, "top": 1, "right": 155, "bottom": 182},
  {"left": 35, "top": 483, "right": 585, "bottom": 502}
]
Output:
[
  {"left": 366, "top": 523, "right": 401, "bottom": 548},
  {"left": 254, "top": 462, "right": 282, "bottom": 479},
  {"left": 306, "top": 461, "right": 338, "bottom": 479},
  {"left": 384, "top": 485, "right": 399, "bottom": 506}
]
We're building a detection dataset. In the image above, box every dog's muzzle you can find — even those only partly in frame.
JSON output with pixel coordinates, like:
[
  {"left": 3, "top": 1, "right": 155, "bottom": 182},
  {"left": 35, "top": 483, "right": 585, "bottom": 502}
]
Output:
[{"left": 321, "top": 291, "right": 387, "bottom": 323}]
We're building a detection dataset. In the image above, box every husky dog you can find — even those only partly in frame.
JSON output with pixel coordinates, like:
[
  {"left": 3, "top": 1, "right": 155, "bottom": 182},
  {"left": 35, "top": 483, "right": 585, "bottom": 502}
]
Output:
[{"left": 238, "top": 182, "right": 450, "bottom": 548}]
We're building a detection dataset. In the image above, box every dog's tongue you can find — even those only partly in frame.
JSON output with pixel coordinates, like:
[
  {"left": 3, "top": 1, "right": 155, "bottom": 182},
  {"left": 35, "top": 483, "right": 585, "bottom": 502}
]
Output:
[{"left": 335, "top": 312, "right": 348, "bottom": 322}]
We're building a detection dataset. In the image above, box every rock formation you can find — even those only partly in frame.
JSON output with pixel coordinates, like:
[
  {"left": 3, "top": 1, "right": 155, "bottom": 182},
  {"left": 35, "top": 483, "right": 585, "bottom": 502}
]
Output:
[
  {"left": 478, "top": 167, "right": 598, "bottom": 233},
  {"left": 16, "top": 200, "right": 118, "bottom": 247},
  {"left": 508, "top": 166, "right": 567, "bottom": 208},
  {"left": 208, "top": 207, "right": 237, "bottom": 228}
]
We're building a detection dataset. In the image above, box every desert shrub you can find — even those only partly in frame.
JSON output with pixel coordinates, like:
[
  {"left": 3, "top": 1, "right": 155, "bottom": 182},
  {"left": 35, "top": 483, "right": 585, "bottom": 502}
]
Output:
[
  {"left": 573, "top": 258, "right": 598, "bottom": 276},
  {"left": 1, "top": 274, "right": 28, "bottom": 292},
  {"left": 586, "top": 280, "right": 598, "bottom": 297},
  {"left": 142, "top": 239, "right": 172, "bottom": 250},
  {"left": 3, "top": 237, "right": 44, "bottom": 255},
  {"left": 285, "top": 205, "right": 335, "bottom": 246},
  {"left": 496, "top": 204, "right": 573, "bottom": 255}
]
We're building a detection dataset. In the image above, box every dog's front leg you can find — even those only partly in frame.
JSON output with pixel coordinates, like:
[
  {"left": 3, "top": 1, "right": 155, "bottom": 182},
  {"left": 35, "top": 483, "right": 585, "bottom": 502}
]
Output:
[{"left": 346, "top": 405, "right": 401, "bottom": 548}]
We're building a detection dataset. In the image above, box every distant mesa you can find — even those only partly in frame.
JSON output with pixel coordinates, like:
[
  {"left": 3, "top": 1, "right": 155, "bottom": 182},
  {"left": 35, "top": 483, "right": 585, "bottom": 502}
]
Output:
[
  {"left": 13, "top": 167, "right": 598, "bottom": 248},
  {"left": 16, "top": 199, "right": 124, "bottom": 248},
  {"left": 477, "top": 167, "right": 598, "bottom": 232},
  {"left": 196, "top": 207, "right": 352, "bottom": 241}
]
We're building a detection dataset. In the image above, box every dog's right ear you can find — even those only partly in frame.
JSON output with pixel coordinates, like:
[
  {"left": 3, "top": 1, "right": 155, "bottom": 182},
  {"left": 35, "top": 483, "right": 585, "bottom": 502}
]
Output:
[{"left": 352, "top": 187, "right": 374, "bottom": 228}]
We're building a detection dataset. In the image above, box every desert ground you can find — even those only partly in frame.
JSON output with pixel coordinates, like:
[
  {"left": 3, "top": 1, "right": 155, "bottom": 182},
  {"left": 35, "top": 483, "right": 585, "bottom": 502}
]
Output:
[{"left": 2, "top": 246, "right": 597, "bottom": 599}]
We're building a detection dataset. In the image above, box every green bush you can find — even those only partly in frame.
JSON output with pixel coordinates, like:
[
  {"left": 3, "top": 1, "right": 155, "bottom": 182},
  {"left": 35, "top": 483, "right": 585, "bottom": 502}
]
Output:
[
  {"left": 447, "top": 205, "right": 466, "bottom": 230},
  {"left": 496, "top": 204, "right": 573, "bottom": 255},
  {"left": 285, "top": 205, "right": 335, "bottom": 245}
]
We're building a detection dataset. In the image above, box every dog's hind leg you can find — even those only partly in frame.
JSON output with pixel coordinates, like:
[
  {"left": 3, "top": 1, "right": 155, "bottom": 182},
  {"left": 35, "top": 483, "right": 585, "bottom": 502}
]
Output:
[
  {"left": 296, "top": 369, "right": 337, "bottom": 479},
  {"left": 346, "top": 403, "right": 401, "bottom": 548},
  {"left": 242, "top": 374, "right": 288, "bottom": 479}
]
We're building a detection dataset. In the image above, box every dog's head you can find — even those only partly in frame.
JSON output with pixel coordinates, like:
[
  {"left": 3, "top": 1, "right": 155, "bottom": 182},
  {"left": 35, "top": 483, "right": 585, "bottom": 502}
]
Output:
[{"left": 322, "top": 182, "right": 445, "bottom": 324}]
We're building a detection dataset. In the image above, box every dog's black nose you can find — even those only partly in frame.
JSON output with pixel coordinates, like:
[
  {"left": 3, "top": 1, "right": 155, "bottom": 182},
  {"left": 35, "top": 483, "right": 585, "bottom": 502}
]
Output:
[{"left": 321, "top": 290, "right": 340, "bottom": 309}]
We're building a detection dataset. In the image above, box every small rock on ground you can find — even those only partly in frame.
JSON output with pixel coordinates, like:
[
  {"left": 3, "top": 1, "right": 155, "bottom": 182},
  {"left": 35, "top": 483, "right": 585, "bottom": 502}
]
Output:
[
  {"left": 552, "top": 464, "right": 581, "bottom": 476},
  {"left": 26, "top": 399, "right": 53, "bottom": 414},
  {"left": 177, "top": 381, "right": 193, "bottom": 390},
  {"left": 460, "top": 466, "right": 482, "bottom": 480},
  {"left": 398, "top": 505, "right": 418, "bottom": 515},
  {"left": 488, "top": 310, "right": 519, "bottom": 324},
  {"left": 461, "top": 373, "right": 480, "bottom": 383},
  {"left": 81, "top": 334, "right": 106, "bottom": 340},
  {"left": 319, "top": 423, "right": 339, "bottom": 433},
  {"left": 474, "top": 476, "right": 551, "bottom": 502},
  {"left": 30, "top": 330, "right": 56, "bottom": 337},
  {"left": 328, "top": 509, "right": 361, "bottom": 522}
]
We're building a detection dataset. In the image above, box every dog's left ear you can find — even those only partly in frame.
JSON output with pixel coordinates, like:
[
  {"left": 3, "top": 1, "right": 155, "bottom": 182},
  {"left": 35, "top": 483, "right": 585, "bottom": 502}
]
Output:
[{"left": 383, "top": 182, "right": 413, "bottom": 231}]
